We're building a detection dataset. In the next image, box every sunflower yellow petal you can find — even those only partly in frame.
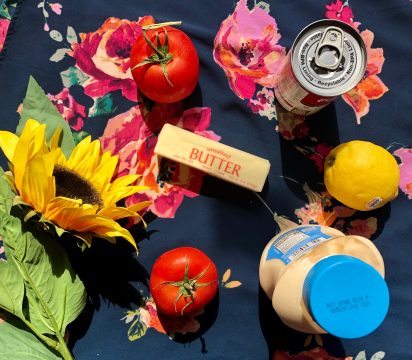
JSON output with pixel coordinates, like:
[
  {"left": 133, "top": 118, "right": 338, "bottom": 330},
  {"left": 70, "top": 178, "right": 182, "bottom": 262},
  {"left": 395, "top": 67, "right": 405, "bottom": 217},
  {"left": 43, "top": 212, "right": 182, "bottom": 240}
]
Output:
[
  {"left": 13, "top": 120, "right": 47, "bottom": 192},
  {"left": 69, "top": 139, "right": 101, "bottom": 179},
  {"left": 54, "top": 148, "right": 67, "bottom": 167},
  {"left": 50, "top": 127, "right": 62, "bottom": 150},
  {"left": 89, "top": 153, "right": 118, "bottom": 193},
  {"left": 65, "top": 136, "right": 92, "bottom": 170},
  {"left": 103, "top": 186, "right": 149, "bottom": 207},
  {"left": 40, "top": 150, "right": 59, "bottom": 177},
  {"left": 0, "top": 131, "right": 19, "bottom": 163},
  {"left": 109, "top": 174, "right": 141, "bottom": 191},
  {"left": 48, "top": 203, "right": 99, "bottom": 229},
  {"left": 97, "top": 206, "right": 143, "bottom": 221},
  {"left": 44, "top": 196, "right": 83, "bottom": 221},
  {"left": 66, "top": 215, "right": 137, "bottom": 249},
  {"left": 20, "top": 118, "right": 41, "bottom": 136},
  {"left": 31, "top": 123, "right": 48, "bottom": 156},
  {"left": 127, "top": 201, "right": 152, "bottom": 213},
  {"left": 21, "top": 156, "right": 51, "bottom": 212}
]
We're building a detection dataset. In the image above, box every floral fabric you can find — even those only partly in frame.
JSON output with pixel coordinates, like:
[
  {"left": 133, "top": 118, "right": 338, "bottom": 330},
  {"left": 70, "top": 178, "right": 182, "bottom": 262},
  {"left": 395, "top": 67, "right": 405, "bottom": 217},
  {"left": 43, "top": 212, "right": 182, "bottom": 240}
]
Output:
[{"left": 0, "top": 0, "right": 411, "bottom": 359}]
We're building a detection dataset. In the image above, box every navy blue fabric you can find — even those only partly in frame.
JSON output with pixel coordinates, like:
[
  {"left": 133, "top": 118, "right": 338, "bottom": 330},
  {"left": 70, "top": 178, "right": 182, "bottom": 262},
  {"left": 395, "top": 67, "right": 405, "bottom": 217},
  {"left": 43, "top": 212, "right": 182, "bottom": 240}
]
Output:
[{"left": 0, "top": 1, "right": 411, "bottom": 359}]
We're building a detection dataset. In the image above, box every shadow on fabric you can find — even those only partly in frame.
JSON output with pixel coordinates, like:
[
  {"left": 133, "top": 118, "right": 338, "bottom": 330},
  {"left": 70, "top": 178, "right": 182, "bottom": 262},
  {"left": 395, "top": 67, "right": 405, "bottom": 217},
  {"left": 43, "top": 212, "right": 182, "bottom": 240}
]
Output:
[
  {"left": 159, "top": 290, "right": 220, "bottom": 346},
  {"left": 137, "top": 82, "right": 204, "bottom": 136},
  {"left": 278, "top": 103, "right": 340, "bottom": 202},
  {"left": 258, "top": 286, "right": 348, "bottom": 359},
  {"left": 60, "top": 230, "right": 153, "bottom": 348}
]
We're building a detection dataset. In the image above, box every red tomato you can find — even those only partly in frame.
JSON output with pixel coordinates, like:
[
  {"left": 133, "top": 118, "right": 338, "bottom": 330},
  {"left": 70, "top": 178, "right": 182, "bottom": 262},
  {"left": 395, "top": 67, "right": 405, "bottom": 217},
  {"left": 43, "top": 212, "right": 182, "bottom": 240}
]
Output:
[
  {"left": 149, "top": 247, "right": 218, "bottom": 316},
  {"left": 130, "top": 23, "right": 199, "bottom": 103}
]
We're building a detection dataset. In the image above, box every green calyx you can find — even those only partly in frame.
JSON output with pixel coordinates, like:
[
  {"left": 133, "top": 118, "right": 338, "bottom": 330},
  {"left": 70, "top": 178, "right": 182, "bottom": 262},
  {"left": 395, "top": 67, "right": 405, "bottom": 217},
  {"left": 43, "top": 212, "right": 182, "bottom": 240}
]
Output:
[
  {"left": 161, "top": 259, "right": 216, "bottom": 316},
  {"left": 132, "top": 26, "right": 176, "bottom": 87}
]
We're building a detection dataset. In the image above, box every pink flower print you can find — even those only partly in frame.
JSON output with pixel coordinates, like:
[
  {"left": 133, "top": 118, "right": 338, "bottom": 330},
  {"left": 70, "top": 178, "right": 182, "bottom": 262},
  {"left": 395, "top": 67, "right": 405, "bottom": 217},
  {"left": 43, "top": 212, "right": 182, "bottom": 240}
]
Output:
[
  {"left": 346, "top": 218, "right": 378, "bottom": 239},
  {"left": 100, "top": 104, "right": 220, "bottom": 218},
  {"left": 48, "top": 88, "right": 87, "bottom": 131},
  {"left": 295, "top": 186, "right": 337, "bottom": 227},
  {"left": 247, "top": 87, "right": 277, "bottom": 120},
  {"left": 49, "top": 3, "right": 62, "bottom": 15},
  {"left": 43, "top": 22, "right": 50, "bottom": 32},
  {"left": 341, "top": 30, "right": 388, "bottom": 124},
  {"left": 333, "top": 206, "right": 356, "bottom": 218},
  {"left": 71, "top": 16, "right": 154, "bottom": 102},
  {"left": 362, "top": 30, "right": 385, "bottom": 78},
  {"left": 213, "top": 0, "right": 286, "bottom": 99},
  {"left": 0, "top": 19, "right": 10, "bottom": 52},
  {"left": 325, "top": 0, "right": 360, "bottom": 29},
  {"left": 325, "top": 3, "right": 389, "bottom": 124},
  {"left": 394, "top": 148, "right": 412, "bottom": 199}
]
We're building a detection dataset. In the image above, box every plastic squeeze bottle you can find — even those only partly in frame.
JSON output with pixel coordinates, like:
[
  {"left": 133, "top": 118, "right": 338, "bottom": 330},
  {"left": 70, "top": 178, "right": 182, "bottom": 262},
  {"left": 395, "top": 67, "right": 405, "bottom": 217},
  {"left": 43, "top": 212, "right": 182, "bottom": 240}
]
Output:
[{"left": 259, "top": 224, "right": 390, "bottom": 339}]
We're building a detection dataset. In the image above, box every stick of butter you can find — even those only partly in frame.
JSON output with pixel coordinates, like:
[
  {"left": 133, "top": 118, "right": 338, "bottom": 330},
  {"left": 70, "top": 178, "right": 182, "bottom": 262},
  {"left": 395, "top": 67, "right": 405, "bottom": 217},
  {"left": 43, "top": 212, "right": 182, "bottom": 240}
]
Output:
[{"left": 154, "top": 124, "right": 271, "bottom": 192}]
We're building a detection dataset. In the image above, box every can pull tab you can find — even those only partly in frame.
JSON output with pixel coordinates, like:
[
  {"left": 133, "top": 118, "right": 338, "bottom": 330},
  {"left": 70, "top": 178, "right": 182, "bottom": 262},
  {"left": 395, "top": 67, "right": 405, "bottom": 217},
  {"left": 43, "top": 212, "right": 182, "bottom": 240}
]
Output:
[{"left": 314, "top": 26, "right": 344, "bottom": 71}]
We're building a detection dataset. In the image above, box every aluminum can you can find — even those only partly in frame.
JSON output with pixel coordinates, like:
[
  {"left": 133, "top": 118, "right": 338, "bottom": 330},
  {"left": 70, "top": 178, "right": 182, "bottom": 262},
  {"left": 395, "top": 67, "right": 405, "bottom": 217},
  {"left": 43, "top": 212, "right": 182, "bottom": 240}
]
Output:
[{"left": 275, "top": 20, "right": 367, "bottom": 116}]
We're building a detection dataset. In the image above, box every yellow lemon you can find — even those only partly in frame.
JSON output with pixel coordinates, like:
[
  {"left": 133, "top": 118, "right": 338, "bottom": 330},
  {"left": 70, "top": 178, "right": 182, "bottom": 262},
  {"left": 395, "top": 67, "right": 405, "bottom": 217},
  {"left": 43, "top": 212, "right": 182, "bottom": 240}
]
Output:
[{"left": 324, "top": 140, "right": 400, "bottom": 211}]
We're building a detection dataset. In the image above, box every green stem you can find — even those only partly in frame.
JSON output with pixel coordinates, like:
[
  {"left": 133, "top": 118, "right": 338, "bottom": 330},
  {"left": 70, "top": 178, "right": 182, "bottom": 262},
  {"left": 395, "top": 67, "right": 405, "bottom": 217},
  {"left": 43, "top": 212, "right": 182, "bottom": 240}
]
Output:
[
  {"left": 133, "top": 27, "right": 174, "bottom": 87},
  {"left": 141, "top": 30, "right": 164, "bottom": 59}
]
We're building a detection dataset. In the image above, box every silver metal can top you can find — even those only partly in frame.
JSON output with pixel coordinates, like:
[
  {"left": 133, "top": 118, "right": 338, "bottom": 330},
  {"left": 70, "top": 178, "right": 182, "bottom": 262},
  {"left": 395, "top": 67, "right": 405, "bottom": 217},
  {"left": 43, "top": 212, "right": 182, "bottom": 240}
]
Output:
[{"left": 291, "top": 19, "right": 367, "bottom": 97}]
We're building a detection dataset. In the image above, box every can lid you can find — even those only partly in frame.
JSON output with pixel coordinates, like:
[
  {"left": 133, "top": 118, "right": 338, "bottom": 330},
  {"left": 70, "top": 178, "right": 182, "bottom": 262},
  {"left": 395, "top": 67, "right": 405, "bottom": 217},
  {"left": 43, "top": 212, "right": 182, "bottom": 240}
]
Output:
[
  {"left": 303, "top": 255, "right": 389, "bottom": 339},
  {"left": 292, "top": 19, "right": 367, "bottom": 97}
]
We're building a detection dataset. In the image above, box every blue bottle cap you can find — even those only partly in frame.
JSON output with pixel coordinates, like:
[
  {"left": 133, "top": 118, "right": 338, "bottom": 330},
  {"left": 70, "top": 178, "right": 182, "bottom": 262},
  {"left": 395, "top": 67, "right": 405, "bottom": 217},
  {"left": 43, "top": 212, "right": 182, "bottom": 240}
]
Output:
[{"left": 303, "top": 255, "right": 389, "bottom": 339}]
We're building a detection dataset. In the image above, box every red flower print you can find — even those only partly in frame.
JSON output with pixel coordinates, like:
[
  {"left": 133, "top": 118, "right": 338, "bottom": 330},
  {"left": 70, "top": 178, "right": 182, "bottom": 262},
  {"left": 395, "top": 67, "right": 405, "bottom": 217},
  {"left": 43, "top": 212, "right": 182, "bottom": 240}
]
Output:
[
  {"left": 48, "top": 88, "right": 87, "bottom": 131},
  {"left": 100, "top": 104, "right": 220, "bottom": 218},
  {"left": 71, "top": 16, "right": 154, "bottom": 102}
]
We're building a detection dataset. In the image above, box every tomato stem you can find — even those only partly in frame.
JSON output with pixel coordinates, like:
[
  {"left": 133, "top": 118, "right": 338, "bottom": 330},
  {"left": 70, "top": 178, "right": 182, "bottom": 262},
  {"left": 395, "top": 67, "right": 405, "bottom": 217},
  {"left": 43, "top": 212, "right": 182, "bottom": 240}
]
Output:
[
  {"left": 142, "top": 21, "right": 182, "bottom": 31},
  {"left": 131, "top": 27, "right": 174, "bottom": 87},
  {"left": 158, "top": 258, "right": 216, "bottom": 316}
]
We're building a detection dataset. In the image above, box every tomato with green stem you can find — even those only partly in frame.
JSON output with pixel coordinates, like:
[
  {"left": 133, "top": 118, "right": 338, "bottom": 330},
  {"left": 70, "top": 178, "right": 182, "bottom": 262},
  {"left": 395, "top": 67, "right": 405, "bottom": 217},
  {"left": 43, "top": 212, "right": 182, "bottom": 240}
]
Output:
[
  {"left": 130, "top": 21, "right": 200, "bottom": 103},
  {"left": 149, "top": 247, "right": 218, "bottom": 316}
]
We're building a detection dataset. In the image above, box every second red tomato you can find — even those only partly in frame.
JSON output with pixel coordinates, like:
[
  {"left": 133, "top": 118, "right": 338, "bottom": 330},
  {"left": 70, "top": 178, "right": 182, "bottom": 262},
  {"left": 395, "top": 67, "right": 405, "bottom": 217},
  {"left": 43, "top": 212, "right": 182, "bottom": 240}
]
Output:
[{"left": 149, "top": 247, "right": 218, "bottom": 317}]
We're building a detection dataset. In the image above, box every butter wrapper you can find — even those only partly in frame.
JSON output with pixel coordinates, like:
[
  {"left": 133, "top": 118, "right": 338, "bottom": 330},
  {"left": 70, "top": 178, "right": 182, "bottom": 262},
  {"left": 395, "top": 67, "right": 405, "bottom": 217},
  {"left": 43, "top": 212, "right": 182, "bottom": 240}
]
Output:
[{"left": 154, "top": 124, "right": 270, "bottom": 192}]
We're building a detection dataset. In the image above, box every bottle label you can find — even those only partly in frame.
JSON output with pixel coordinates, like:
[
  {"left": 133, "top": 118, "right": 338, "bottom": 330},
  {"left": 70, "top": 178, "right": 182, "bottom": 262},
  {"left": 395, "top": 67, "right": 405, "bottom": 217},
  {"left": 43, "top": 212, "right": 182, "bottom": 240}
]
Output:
[{"left": 266, "top": 226, "right": 332, "bottom": 264}]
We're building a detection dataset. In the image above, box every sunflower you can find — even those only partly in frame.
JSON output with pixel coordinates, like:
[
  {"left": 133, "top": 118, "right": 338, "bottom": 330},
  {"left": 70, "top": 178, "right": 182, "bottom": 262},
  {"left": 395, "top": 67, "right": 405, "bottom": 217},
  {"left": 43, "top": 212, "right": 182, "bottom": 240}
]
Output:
[{"left": 0, "top": 118, "right": 151, "bottom": 249}]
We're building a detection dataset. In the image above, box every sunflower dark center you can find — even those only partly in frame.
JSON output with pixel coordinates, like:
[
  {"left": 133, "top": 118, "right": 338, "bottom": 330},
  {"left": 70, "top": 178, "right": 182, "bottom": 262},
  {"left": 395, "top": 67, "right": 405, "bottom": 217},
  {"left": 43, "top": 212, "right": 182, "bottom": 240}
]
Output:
[{"left": 53, "top": 165, "right": 103, "bottom": 207}]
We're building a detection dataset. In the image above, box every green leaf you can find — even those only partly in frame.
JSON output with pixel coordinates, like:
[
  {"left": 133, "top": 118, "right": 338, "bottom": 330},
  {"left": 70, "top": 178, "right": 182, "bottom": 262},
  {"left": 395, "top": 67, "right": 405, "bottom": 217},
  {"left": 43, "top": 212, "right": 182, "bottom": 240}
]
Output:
[
  {"left": 18, "top": 76, "right": 75, "bottom": 158},
  {"left": 60, "top": 67, "right": 89, "bottom": 88},
  {"left": 127, "top": 316, "right": 147, "bottom": 341},
  {"left": 0, "top": 3, "right": 11, "bottom": 19},
  {"left": 66, "top": 26, "right": 77, "bottom": 44},
  {"left": 88, "top": 93, "right": 117, "bottom": 117},
  {"left": 72, "top": 130, "right": 90, "bottom": 145},
  {"left": 255, "top": 1, "right": 270, "bottom": 13},
  {"left": 0, "top": 168, "right": 14, "bottom": 214},
  {"left": 0, "top": 213, "right": 86, "bottom": 337},
  {"left": 49, "top": 30, "right": 63, "bottom": 42},
  {"left": 0, "top": 261, "right": 24, "bottom": 317},
  {"left": 49, "top": 48, "right": 69, "bottom": 62},
  {"left": 0, "top": 319, "right": 61, "bottom": 360}
]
